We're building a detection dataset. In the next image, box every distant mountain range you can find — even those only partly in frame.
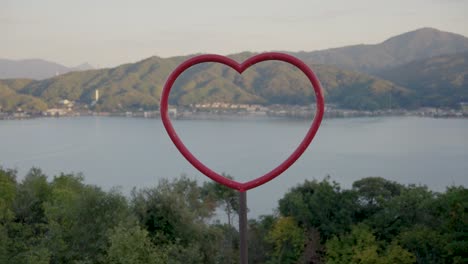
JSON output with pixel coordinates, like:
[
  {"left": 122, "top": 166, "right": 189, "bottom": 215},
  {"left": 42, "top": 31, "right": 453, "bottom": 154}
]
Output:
[
  {"left": 296, "top": 27, "right": 468, "bottom": 73},
  {"left": 0, "top": 28, "right": 467, "bottom": 113},
  {"left": 0, "top": 59, "right": 93, "bottom": 80}
]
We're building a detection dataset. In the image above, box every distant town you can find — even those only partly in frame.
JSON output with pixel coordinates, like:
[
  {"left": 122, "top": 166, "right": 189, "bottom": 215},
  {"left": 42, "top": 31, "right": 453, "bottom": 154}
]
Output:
[{"left": 1, "top": 98, "right": 468, "bottom": 120}]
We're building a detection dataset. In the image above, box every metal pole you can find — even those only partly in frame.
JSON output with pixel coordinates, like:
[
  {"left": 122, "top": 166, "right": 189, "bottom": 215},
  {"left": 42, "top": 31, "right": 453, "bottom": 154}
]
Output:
[{"left": 239, "top": 191, "right": 248, "bottom": 264}]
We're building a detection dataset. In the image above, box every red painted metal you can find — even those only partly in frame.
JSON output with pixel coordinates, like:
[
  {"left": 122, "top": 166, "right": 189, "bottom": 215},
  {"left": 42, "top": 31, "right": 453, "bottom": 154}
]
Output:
[{"left": 160, "top": 52, "right": 325, "bottom": 191}]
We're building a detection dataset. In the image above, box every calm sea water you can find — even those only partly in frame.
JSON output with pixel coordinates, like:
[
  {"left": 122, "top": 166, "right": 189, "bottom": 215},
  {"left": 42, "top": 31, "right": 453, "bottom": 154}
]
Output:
[{"left": 0, "top": 116, "right": 467, "bottom": 217}]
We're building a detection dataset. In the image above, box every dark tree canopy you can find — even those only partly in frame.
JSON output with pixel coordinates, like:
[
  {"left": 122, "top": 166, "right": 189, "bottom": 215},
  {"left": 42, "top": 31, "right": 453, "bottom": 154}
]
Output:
[{"left": 0, "top": 167, "right": 466, "bottom": 264}]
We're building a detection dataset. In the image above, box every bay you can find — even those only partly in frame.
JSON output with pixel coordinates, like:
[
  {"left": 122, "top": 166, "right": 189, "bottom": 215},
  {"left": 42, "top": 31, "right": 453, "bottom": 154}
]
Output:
[{"left": 0, "top": 116, "right": 467, "bottom": 218}]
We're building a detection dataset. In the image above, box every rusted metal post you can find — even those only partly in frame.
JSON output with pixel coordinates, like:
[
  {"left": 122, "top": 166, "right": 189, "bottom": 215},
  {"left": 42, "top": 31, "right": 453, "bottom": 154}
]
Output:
[{"left": 239, "top": 191, "right": 248, "bottom": 264}]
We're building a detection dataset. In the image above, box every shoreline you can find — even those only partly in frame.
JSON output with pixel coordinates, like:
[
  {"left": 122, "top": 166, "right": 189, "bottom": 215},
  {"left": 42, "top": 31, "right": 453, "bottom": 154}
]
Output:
[
  {"left": 1, "top": 109, "right": 467, "bottom": 121},
  {"left": 3, "top": 102, "right": 467, "bottom": 120}
]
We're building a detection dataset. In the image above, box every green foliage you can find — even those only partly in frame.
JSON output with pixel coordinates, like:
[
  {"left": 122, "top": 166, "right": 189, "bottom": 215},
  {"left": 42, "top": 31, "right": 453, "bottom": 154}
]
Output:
[
  {"left": 277, "top": 177, "right": 358, "bottom": 263},
  {"left": 326, "top": 224, "right": 379, "bottom": 264},
  {"left": 353, "top": 177, "right": 403, "bottom": 220},
  {"left": 377, "top": 52, "right": 468, "bottom": 108},
  {"left": 0, "top": 168, "right": 192, "bottom": 262},
  {"left": 202, "top": 223, "right": 239, "bottom": 264},
  {"left": 0, "top": 165, "right": 466, "bottom": 264},
  {"left": 0, "top": 167, "right": 17, "bottom": 222},
  {"left": 367, "top": 185, "right": 436, "bottom": 242},
  {"left": 13, "top": 168, "right": 51, "bottom": 225},
  {"left": 437, "top": 186, "right": 468, "bottom": 263},
  {"left": 266, "top": 216, "right": 305, "bottom": 263},
  {"left": 41, "top": 173, "right": 131, "bottom": 263},
  {"left": 0, "top": 224, "right": 8, "bottom": 263},
  {"left": 248, "top": 215, "right": 276, "bottom": 263},
  {"left": 279, "top": 177, "right": 357, "bottom": 241},
  {"left": 131, "top": 176, "right": 212, "bottom": 244},
  {"left": 23, "top": 247, "right": 51, "bottom": 264},
  {"left": 279, "top": 177, "right": 467, "bottom": 263},
  {"left": 0, "top": 84, "right": 48, "bottom": 113},
  {"left": 106, "top": 223, "right": 168, "bottom": 264},
  {"left": 0, "top": 79, "right": 34, "bottom": 91},
  {"left": 399, "top": 225, "right": 447, "bottom": 264},
  {"left": 201, "top": 174, "right": 239, "bottom": 226},
  {"left": 326, "top": 224, "right": 415, "bottom": 264},
  {"left": 130, "top": 176, "right": 235, "bottom": 263}
]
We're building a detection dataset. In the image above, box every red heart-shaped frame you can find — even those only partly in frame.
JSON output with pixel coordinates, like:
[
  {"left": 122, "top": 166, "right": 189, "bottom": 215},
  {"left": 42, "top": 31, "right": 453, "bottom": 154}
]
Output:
[{"left": 160, "top": 52, "right": 324, "bottom": 191}]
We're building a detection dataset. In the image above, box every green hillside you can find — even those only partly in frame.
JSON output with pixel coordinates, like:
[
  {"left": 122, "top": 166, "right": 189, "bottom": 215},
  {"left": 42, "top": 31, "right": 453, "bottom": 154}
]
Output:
[
  {"left": 2, "top": 54, "right": 412, "bottom": 111},
  {"left": 1, "top": 28, "right": 467, "bottom": 113},
  {"left": 377, "top": 52, "right": 468, "bottom": 108},
  {"left": 0, "top": 82, "right": 47, "bottom": 113}
]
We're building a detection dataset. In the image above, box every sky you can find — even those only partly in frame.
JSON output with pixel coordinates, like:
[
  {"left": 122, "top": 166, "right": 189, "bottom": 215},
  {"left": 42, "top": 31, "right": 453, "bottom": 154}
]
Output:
[{"left": 2, "top": 0, "right": 468, "bottom": 68}]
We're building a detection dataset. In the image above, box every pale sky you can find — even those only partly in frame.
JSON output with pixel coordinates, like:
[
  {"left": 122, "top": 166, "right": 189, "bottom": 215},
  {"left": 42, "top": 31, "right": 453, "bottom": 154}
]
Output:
[{"left": 2, "top": 0, "right": 468, "bottom": 68}]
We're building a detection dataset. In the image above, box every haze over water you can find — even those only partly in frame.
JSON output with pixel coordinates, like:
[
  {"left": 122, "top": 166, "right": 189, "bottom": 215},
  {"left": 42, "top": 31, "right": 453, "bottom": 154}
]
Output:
[{"left": 0, "top": 116, "right": 467, "bottom": 217}]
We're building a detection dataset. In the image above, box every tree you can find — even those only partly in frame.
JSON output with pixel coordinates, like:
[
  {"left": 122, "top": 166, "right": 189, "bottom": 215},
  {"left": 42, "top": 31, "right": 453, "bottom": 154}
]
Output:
[
  {"left": 279, "top": 177, "right": 357, "bottom": 241},
  {"left": 437, "top": 186, "right": 468, "bottom": 263},
  {"left": 248, "top": 215, "right": 276, "bottom": 264},
  {"left": 13, "top": 168, "right": 51, "bottom": 225},
  {"left": 0, "top": 223, "right": 8, "bottom": 264},
  {"left": 326, "top": 224, "right": 415, "bottom": 264},
  {"left": 352, "top": 177, "right": 403, "bottom": 220},
  {"left": 383, "top": 241, "right": 417, "bottom": 264},
  {"left": 43, "top": 173, "right": 131, "bottom": 263},
  {"left": 201, "top": 174, "right": 239, "bottom": 227},
  {"left": 106, "top": 223, "right": 168, "bottom": 264},
  {"left": 326, "top": 224, "right": 380, "bottom": 264},
  {"left": 368, "top": 185, "right": 435, "bottom": 242},
  {"left": 278, "top": 178, "right": 358, "bottom": 263},
  {"left": 399, "top": 225, "right": 447, "bottom": 264},
  {"left": 0, "top": 167, "right": 17, "bottom": 263},
  {"left": 132, "top": 177, "right": 209, "bottom": 244},
  {"left": 267, "top": 216, "right": 305, "bottom": 263},
  {"left": 206, "top": 223, "right": 239, "bottom": 264},
  {"left": 131, "top": 176, "right": 219, "bottom": 263},
  {"left": 0, "top": 167, "right": 17, "bottom": 223}
]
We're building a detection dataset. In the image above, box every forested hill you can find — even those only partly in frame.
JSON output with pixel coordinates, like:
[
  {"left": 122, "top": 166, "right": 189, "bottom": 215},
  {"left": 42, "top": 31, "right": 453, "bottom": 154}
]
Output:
[
  {"left": 0, "top": 54, "right": 411, "bottom": 112},
  {"left": 376, "top": 52, "right": 468, "bottom": 107},
  {"left": 1, "top": 27, "right": 467, "bottom": 113},
  {"left": 0, "top": 80, "right": 48, "bottom": 113}
]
